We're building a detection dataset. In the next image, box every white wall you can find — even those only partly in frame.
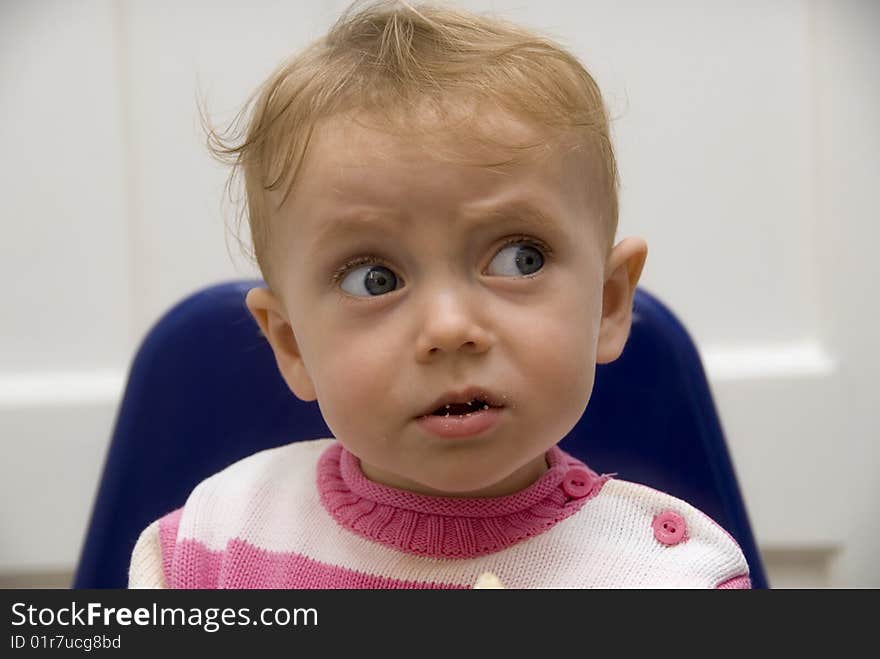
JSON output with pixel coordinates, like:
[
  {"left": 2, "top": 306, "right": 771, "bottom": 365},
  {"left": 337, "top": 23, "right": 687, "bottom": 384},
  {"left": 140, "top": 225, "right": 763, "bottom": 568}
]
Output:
[{"left": 1, "top": 0, "right": 877, "bottom": 587}]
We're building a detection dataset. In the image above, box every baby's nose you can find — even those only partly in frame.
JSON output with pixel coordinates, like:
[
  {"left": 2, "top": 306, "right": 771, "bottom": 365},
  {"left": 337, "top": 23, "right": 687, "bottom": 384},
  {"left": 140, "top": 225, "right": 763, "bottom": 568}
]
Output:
[{"left": 414, "top": 289, "right": 493, "bottom": 358}]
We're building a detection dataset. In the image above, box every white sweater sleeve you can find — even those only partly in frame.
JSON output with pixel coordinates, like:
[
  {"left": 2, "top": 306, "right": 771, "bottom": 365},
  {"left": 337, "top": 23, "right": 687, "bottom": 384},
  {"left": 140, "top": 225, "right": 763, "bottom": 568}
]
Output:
[{"left": 128, "top": 519, "right": 167, "bottom": 589}]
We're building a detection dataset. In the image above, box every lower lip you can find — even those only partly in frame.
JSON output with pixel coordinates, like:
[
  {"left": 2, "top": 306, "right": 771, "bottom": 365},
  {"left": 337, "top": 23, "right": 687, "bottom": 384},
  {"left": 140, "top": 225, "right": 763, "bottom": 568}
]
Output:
[{"left": 416, "top": 407, "right": 504, "bottom": 439}]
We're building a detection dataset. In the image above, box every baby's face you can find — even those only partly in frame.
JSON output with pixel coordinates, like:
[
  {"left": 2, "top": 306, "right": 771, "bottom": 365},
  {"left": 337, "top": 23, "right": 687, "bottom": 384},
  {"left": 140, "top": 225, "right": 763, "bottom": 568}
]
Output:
[{"left": 257, "top": 110, "right": 611, "bottom": 497}]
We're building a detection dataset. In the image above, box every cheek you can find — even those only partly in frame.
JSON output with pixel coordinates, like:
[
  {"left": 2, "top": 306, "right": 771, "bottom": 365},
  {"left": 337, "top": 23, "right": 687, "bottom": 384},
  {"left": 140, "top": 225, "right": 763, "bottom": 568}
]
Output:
[
  {"left": 307, "top": 327, "right": 400, "bottom": 434},
  {"left": 519, "top": 315, "right": 595, "bottom": 391},
  {"left": 510, "top": 291, "right": 599, "bottom": 415}
]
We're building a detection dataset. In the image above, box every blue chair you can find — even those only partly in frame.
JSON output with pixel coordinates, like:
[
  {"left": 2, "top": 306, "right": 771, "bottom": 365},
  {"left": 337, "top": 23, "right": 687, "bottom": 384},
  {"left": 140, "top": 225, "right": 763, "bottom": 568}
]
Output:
[{"left": 73, "top": 280, "right": 768, "bottom": 588}]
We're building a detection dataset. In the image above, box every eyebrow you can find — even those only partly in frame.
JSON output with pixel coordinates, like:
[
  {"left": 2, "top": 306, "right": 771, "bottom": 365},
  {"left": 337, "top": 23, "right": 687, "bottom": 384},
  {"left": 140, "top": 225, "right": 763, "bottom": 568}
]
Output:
[{"left": 311, "top": 199, "right": 559, "bottom": 251}]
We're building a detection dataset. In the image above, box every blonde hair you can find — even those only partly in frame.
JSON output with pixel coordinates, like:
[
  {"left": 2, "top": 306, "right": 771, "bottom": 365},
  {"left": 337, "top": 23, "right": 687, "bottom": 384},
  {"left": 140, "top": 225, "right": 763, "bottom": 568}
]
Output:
[{"left": 202, "top": 0, "right": 619, "bottom": 292}]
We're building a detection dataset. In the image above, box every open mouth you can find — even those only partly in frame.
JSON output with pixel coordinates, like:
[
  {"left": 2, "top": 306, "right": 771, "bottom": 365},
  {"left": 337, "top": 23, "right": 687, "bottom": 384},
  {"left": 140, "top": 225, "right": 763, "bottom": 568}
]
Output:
[
  {"left": 416, "top": 390, "right": 505, "bottom": 438},
  {"left": 430, "top": 399, "right": 495, "bottom": 416}
]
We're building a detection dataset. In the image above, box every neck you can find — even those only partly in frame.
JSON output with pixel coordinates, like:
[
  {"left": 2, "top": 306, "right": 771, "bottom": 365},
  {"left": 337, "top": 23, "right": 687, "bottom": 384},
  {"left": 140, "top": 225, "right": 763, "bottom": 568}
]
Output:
[{"left": 361, "top": 453, "right": 550, "bottom": 498}]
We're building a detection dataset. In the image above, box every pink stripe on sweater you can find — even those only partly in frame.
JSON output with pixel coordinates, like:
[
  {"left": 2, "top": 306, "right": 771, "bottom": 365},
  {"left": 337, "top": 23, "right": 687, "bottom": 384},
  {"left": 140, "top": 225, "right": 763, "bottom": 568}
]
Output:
[
  {"left": 168, "top": 536, "right": 468, "bottom": 589},
  {"left": 715, "top": 574, "right": 751, "bottom": 589},
  {"left": 158, "top": 508, "right": 183, "bottom": 587}
]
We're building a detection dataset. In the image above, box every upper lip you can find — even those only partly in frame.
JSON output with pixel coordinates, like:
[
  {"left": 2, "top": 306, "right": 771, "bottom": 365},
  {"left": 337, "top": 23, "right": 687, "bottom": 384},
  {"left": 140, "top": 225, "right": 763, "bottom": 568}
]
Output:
[{"left": 416, "top": 386, "right": 506, "bottom": 418}]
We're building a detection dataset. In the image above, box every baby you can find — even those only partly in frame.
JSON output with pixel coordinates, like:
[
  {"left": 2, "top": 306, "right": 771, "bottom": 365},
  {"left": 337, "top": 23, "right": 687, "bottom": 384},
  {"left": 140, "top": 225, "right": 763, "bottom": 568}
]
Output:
[{"left": 128, "top": 0, "right": 750, "bottom": 588}]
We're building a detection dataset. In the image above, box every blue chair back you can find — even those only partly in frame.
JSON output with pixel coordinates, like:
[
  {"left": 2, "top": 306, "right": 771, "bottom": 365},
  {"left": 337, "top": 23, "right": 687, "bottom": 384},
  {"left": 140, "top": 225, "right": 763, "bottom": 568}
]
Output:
[{"left": 73, "top": 280, "right": 768, "bottom": 588}]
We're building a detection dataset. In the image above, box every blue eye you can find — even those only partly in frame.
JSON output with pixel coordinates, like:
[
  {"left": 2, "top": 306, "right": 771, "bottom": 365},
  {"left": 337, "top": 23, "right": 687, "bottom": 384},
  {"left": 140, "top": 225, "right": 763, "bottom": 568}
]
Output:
[
  {"left": 486, "top": 241, "right": 545, "bottom": 277},
  {"left": 338, "top": 262, "right": 400, "bottom": 297}
]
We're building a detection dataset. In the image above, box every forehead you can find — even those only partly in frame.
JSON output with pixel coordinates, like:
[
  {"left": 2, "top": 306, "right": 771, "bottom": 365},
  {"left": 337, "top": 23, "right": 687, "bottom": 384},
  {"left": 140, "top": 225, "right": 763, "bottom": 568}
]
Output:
[
  {"left": 268, "top": 104, "right": 598, "bottom": 255},
  {"left": 289, "top": 100, "right": 589, "bottom": 193}
]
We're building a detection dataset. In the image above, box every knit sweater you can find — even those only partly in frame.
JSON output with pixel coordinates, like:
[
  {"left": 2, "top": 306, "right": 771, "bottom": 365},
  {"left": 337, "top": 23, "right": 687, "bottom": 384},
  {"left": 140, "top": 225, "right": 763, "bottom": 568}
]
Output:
[{"left": 128, "top": 438, "right": 751, "bottom": 589}]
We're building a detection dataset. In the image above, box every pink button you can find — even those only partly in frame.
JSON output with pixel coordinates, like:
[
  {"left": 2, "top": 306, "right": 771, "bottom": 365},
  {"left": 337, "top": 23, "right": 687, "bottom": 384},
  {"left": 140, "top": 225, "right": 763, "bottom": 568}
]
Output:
[
  {"left": 561, "top": 467, "right": 595, "bottom": 499},
  {"left": 653, "top": 511, "right": 687, "bottom": 546}
]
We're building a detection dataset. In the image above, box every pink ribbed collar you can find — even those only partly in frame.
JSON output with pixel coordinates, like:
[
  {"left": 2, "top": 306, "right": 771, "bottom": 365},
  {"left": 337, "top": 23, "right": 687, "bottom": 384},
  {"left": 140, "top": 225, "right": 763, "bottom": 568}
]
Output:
[{"left": 316, "top": 441, "right": 608, "bottom": 559}]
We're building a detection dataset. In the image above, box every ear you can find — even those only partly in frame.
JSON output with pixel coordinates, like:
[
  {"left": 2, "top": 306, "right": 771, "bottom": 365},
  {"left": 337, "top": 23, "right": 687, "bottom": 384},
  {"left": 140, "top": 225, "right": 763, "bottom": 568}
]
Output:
[
  {"left": 245, "top": 287, "right": 317, "bottom": 402},
  {"left": 596, "top": 237, "right": 649, "bottom": 364}
]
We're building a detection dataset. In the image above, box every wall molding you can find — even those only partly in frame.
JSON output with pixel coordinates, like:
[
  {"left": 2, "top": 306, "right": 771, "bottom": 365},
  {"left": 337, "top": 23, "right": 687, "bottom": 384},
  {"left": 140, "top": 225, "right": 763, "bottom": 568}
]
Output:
[
  {"left": 0, "top": 370, "right": 126, "bottom": 408},
  {"left": 699, "top": 338, "right": 835, "bottom": 381}
]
